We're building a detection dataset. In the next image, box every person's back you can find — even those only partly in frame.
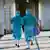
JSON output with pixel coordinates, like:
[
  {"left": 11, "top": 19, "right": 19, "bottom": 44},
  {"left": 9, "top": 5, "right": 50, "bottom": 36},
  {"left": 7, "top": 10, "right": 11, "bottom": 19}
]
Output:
[
  {"left": 11, "top": 10, "right": 22, "bottom": 47},
  {"left": 23, "top": 9, "right": 37, "bottom": 49},
  {"left": 23, "top": 9, "right": 37, "bottom": 31},
  {"left": 24, "top": 15, "right": 36, "bottom": 27},
  {"left": 12, "top": 15, "right": 21, "bottom": 32}
]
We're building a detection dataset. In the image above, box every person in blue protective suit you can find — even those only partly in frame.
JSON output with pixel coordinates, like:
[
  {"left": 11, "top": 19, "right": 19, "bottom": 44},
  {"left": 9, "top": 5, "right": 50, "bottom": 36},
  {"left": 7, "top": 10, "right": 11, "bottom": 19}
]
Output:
[
  {"left": 23, "top": 9, "right": 37, "bottom": 49},
  {"left": 11, "top": 10, "right": 22, "bottom": 47}
]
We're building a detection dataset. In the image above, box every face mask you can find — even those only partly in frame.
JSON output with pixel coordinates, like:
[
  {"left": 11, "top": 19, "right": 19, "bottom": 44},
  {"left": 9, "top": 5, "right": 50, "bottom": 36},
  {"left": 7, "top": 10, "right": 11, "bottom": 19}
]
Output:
[{"left": 16, "top": 11, "right": 20, "bottom": 16}]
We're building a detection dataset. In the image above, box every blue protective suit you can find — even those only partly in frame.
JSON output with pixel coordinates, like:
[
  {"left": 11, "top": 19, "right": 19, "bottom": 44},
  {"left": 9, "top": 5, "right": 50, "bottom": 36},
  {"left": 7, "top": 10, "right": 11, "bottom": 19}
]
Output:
[
  {"left": 23, "top": 9, "right": 37, "bottom": 41},
  {"left": 11, "top": 11, "right": 22, "bottom": 40}
]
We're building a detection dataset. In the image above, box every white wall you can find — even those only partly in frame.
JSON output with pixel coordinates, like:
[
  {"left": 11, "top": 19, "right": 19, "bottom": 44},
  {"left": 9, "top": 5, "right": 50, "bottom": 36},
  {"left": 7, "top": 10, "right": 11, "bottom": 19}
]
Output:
[
  {"left": 0, "top": 0, "right": 4, "bottom": 35},
  {"left": 4, "top": 0, "right": 15, "bottom": 31},
  {"left": 39, "top": 0, "right": 50, "bottom": 30},
  {"left": 32, "top": 3, "right": 35, "bottom": 16}
]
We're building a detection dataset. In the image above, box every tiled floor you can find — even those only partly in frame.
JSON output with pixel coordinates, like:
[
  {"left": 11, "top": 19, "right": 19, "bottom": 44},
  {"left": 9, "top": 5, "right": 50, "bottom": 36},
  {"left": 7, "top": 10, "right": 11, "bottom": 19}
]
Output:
[{"left": 0, "top": 31, "right": 50, "bottom": 50}]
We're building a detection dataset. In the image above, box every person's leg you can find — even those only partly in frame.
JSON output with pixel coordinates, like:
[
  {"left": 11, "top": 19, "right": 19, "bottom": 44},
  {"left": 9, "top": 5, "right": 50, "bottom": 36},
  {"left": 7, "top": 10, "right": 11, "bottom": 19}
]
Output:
[
  {"left": 24, "top": 31, "right": 30, "bottom": 49},
  {"left": 13, "top": 35, "right": 18, "bottom": 46},
  {"left": 32, "top": 36, "right": 36, "bottom": 44},
  {"left": 29, "top": 37, "right": 33, "bottom": 45},
  {"left": 15, "top": 30, "right": 21, "bottom": 47},
  {"left": 26, "top": 40, "right": 30, "bottom": 49},
  {"left": 30, "top": 36, "right": 35, "bottom": 46},
  {"left": 30, "top": 28, "right": 35, "bottom": 46},
  {"left": 30, "top": 40, "right": 33, "bottom": 45},
  {"left": 15, "top": 40, "right": 20, "bottom": 47},
  {"left": 17, "top": 40, "right": 20, "bottom": 47},
  {"left": 13, "top": 33, "right": 20, "bottom": 47},
  {"left": 15, "top": 40, "right": 17, "bottom": 46},
  {"left": 14, "top": 37, "right": 20, "bottom": 47},
  {"left": 32, "top": 27, "right": 36, "bottom": 44}
]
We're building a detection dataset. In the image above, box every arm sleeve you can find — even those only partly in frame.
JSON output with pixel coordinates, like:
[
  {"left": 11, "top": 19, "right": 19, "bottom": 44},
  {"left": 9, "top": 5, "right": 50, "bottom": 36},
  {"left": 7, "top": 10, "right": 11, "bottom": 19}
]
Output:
[{"left": 11, "top": 17, "right": 15, "bottom": 24}]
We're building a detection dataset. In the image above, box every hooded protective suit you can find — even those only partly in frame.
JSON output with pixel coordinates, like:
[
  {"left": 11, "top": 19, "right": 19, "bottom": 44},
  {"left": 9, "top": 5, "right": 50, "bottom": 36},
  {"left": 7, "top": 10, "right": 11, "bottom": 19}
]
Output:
[
  {"left": 23, "top": 9, "right": 37, "bottom": 41},
  {"left": 11, "top": 11, "right": 22, "bottom": 40}
]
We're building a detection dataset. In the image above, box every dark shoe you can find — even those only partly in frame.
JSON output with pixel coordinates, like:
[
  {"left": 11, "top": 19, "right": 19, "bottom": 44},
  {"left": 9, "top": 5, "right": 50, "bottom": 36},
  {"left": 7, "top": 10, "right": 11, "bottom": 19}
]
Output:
[
  {"left": 15, "top": 44, "right": 17, "bottom": 46},
  {"left": 49, "top": 36, "right": 50, "bottom": 38},
  {"left": 15, "top": 44, "right": 20, "bottom": 47},
  {"left": 31, "top": 42, "right": 33, "bottom": 45},
  {"left": 17, "top": 45, "right": 20, "bottom": 48},
  {"left": 0, "top": 35, "right": 4, "bottom": 38},
  {"left": 26, "top": 47, "right": 30, "bottom": 49},
  {"left": 30, "top": 41, "right": 33, "bottom": 45}
]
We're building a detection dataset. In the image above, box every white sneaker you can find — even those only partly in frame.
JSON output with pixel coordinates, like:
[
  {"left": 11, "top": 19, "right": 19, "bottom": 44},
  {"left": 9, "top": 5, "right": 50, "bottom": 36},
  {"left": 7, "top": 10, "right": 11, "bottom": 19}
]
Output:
[
  {"left": 26, "top": 45, "right": 30, "bottom": 49},
  {"left": 33, "top": 40, "right": 35, "bottom": 44}
]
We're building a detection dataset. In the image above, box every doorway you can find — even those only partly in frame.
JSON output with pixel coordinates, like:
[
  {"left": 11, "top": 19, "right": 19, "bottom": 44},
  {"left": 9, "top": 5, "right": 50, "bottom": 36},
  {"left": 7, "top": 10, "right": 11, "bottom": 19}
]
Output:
[
  {"left": 19, "top": 4, "right": 26, "bottom": 17},
  {"left": 15, "top": 0, "right": 38, "bottom": 18}
]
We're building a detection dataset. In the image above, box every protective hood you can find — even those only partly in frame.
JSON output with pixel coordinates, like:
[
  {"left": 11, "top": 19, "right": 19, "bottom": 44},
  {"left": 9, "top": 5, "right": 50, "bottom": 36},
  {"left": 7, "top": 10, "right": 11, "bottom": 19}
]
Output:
[
  {"left": 16, "top": 11, "right": 20, "bottom": 16},
  {"left": 26, "top": 9, "right": 31, "bottom": 16}
]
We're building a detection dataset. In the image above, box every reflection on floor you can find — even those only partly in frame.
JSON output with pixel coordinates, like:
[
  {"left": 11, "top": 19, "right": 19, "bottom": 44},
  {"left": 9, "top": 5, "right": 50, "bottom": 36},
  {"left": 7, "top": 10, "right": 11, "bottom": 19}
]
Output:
[{"left": 0, "top": 31, "right": 50, "bottom": 50}]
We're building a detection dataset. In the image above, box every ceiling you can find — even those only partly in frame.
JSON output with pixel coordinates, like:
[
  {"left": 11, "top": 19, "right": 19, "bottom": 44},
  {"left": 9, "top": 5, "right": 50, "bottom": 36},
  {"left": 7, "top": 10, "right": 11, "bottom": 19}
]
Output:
[{"left": 15, "top": 0, "right": 37, "bottom": 4}]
